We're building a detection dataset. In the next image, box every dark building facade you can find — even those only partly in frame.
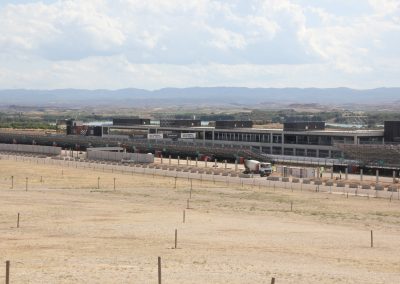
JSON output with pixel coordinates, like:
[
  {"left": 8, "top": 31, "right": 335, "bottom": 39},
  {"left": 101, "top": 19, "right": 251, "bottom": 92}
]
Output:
[
  {"left": 215, "top": 120, "right": 253, "bottom": 129},
  {"left": 160, "top": 119, "right": 201, "bottom": 127},
  {"left": 384, "top": 121, "right": 400, "bottom": 142},
  {"left": 113, "top": 118, "right": 151, "bottom": 126},
  {"left": 283, "top": 121, "right": 325, "bottom": 131}
]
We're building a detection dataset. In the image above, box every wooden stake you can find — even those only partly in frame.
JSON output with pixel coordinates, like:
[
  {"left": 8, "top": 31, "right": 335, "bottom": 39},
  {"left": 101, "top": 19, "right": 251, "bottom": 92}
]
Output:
[
  {"left": 158, "top": 257, "right": 162, "bottom": 284},
  {"left": 98, "top": 177, "right": 100, "bottom": 189},
  {"left": 290, "top": 201, "right": 293, "bottom": 212},
  {"left": 11, "top": 176, "right": 13, "bottom": 189},
  {"left": 25, "top": 177, "right": 28, "bottom": 191},
  {"left": 190, "top": 180, "right": 192, "bottom": 199},
  {"left": 371, "top": 230, "right": 373, "bottom": 248},
  {"left": 5, "top": 260, "right": 10, "bottom": 284},
  {"left": 17, "top": 213, "right": 20, "bottom": 228},
  {"left": 113, "top": 177, "right": 116, "bottom": 190},
  {"left": 271, "top": 277, "right": 275, "bottom": 284},
  {"left": 174, "top": 229, "right": 178, "bottom": 249},
  {"left": 183, "top": 210, "right": 186, "bottom": 223}
]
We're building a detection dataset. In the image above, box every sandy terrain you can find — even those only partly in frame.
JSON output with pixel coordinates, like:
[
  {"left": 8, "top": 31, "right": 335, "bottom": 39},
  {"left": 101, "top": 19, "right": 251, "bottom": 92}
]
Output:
[{"left": 1, "top": 158, "right": 400, "bottom": 283}]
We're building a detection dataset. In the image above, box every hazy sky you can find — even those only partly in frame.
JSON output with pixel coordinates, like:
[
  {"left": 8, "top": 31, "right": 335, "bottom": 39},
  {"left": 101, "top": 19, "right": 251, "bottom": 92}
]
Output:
[{"left": 0, "top": 0, "right": 399, "bottom": 89}]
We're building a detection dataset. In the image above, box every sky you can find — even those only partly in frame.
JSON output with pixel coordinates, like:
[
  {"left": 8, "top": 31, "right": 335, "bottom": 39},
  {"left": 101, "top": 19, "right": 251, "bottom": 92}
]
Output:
[{"left": 0, "top": 0, "right": 399, "bottom": 90}]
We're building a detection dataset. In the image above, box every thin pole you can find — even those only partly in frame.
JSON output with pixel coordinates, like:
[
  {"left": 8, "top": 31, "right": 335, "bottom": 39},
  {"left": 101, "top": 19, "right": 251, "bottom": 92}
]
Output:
[
  {"left": 5, "top": 261, "right": 10, "bottom": 284},
  {"left": 174, "top": 229, "right": 178, "bottom": 249},
  {"left": 17, "top": 213, "right": 20, "bottom": 228},
  {"left": 25, "top": 177, "right": 28, "bottom": 191},
  {"left": 183, "top": 210, "right": 186, "bottom": 223},
  {"left": 271, "top": 277, "right": 275, "bottom": 284},
  {"left": 190, "top": 180, "right": 192, "bottom": 199},
  {"left": 371, "top": 230, "right": 373, "bottom": 248},
  {"left": 113, "top": 178, "right": 116, "bottom": 190},
  {"left": 11, "top": 176, "right": 13, "bottom": 189},
  {"left": 158, "top": 257, "right": 162, "bottom": 284}
]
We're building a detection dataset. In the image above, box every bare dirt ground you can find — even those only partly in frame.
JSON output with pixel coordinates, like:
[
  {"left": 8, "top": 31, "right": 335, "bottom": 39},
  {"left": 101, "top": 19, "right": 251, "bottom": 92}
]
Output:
[{"left": 1, "top": 159, "right": 400, "bottom": 283}]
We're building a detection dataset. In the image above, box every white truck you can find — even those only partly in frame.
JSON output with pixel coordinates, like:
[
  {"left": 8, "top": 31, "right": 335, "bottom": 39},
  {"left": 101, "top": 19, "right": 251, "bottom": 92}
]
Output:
[{"left": 244, "top": 159, "right": 273, "bottom": 177}]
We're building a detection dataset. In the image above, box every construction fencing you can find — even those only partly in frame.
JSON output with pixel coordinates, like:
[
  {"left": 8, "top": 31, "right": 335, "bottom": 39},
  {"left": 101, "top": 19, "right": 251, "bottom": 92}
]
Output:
[
  {"left": 87, "top": 150, "right": 154, "bottom": 163},
  {"left": 0, "top": 153, "right": 398, "bottom": 200},
  {"left": 0, "top": 143, "right": 61, "bottom": 155}
]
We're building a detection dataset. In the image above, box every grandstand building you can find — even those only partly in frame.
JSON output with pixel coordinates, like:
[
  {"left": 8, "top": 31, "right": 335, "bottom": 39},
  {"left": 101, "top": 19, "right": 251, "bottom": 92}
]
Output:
[{"left": 102, "top": 121, "right": 384, "bottom": 160}]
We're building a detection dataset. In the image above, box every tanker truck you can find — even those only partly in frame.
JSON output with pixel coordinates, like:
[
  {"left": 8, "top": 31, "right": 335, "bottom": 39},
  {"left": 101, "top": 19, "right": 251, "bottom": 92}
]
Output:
[{"left": 243, "top": 159, "right": 273, "bottom": 177}]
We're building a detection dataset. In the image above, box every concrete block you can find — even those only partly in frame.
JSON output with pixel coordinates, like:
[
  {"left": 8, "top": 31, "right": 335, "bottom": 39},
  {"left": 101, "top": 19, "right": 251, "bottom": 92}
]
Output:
[
  {"left": 267, "top": 176, "right": 279, "bottom": 181},
  {"left": 239, "top": 174, "right": 251, "bottom": 178}
]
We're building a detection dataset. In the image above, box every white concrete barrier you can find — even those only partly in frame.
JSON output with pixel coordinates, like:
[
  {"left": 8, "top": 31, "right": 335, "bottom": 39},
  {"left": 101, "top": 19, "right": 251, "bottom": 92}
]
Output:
[
  {"left": 0, "top": 143, "right": 61, "bottom": 155},
  {"left": 87, "top": 150, "right": 154, "bottom": 163}
]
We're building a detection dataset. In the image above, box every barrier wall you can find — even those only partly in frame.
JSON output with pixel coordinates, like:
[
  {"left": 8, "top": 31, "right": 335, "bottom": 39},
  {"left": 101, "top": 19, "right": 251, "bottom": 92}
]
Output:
[
  {"left": 0, "top": 143, "right": 61, "bottom": 155},
  {"left": 276, "top": 165, "right": 316, "bottom": 178},
  {"left": 87, "top": 150, "right": 154, "bottom": 163}
]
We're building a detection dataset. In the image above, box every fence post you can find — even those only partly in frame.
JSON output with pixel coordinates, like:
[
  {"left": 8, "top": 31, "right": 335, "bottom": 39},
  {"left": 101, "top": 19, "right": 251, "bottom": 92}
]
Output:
[
  {"left": 158, "top": 257, "right": 162, "bottom": 284},
  {"left": 5, "top": 260, "right": 10, "bottom": 284},
  {"left": 174, "top": 229, "right": 178, "bottom": 249},
  {"left": 17, "top": 213, "right": 20, "bottom": 228},
  {"left": 371, "top": 230, "right": 373, "bottom": 248}
]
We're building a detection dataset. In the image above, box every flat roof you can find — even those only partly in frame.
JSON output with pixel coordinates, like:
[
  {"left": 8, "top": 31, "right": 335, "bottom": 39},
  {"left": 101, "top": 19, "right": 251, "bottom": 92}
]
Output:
[{"left": 107, "top": 124, "right": 384, "bottom": 136}]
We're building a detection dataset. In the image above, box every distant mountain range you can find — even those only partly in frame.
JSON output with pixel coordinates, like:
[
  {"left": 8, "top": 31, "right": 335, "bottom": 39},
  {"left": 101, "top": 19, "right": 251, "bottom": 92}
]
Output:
[{"left": 0, "top": 87, "right": 399, "bottom": 108}]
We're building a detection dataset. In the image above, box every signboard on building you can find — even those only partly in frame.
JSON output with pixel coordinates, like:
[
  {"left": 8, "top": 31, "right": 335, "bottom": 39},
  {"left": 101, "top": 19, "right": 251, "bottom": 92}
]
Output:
[
  {"left": 181, "top": 133, "right": 196, "bottom": 139},
  {"left": 147, "top": 134, "right": 164, "bottom": 140}
]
